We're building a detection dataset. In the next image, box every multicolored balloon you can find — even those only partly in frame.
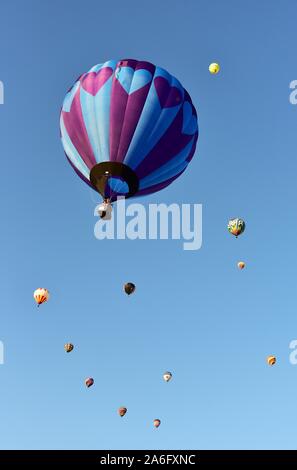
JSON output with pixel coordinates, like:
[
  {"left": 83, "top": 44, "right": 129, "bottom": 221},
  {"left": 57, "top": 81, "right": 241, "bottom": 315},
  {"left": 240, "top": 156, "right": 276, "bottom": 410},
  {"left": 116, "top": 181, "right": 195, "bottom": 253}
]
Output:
[
  {"left": 60, "top": 59, "right": 198, "bottom": 203},
  {"left": 163, "top": 371, "right": 172, "bottom": 382},
  {"left": 33, "top": 288, "right": 49, "bottom": 306},
  {"left": 267, "top": 355, "right": 276, "bottom": 366},
  {"left": 154, "top": 419, "right": 161, "bottom": 428},
  {"left": 228, "top": 218, "right": 245, "bottom": 237},
  {"left": 237, "top": 261, "right": 245, "bottom": 270},
  {"left": 64, "top": 343, "right": 74, "bottom": 353},
  {"left": 124, "top": 282, "right": 136, "bottom": 295},
  {"left": 118, "top": 407, "right": 127, "bottom": 417},
  {"left": 85, "top": 377, "right": 94, "bottom": 388}
]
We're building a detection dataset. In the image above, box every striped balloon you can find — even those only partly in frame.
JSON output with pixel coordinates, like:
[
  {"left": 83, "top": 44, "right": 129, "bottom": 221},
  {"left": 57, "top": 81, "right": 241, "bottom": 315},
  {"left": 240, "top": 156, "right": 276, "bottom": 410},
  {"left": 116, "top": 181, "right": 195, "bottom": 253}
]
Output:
[
  {"left": 60, "top": 59, "right": 198, "bottom": 202},
  {"left": 33, "top": 288, "right": 49, "bottom": 306}
]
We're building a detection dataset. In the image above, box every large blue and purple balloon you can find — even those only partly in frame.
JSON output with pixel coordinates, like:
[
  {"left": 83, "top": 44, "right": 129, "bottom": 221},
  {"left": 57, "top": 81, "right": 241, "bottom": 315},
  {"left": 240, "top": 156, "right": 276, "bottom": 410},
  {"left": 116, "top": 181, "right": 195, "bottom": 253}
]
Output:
[{"left": 60, "top": 59, "right": 198, "bottom": 202}]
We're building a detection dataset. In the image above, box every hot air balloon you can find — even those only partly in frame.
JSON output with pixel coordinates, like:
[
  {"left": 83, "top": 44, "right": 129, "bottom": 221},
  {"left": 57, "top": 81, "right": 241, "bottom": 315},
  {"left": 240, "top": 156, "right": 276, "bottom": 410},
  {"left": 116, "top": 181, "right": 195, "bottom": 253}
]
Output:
[
  {"left": 118, "top": 407, "right": 127, "bottom": 417},
  {"left": 267, "top": 355, "right": 276, "bottom": 366},
  {"left": 124, "top": 282, "right": 136, "bottom": 295},
  {"left": 85, "top": 377, "right": 94, "bottom": 388},
  {"left": 154, "top": 419, "right": 161, "bottom": 428},
  {"left": 64, "top": 343, "right": 74, "bottom": 353},
  {"left": 228, "top": 218, "right": 245, "bottom": 237},
  {"left": 60, "top": 59, "right": 198, "bottom": 212},
  {"left": 33, "top": 288, "right": 49, "bottom": 306},
  {"left": 237, "top": 261, "right": 245, "bottom": 270},
  {"left": 163, "top": 371, "right": 172, "bottom": 382},
  {"left": 209, "top": 63, "right": 220, "bottom": 74}
]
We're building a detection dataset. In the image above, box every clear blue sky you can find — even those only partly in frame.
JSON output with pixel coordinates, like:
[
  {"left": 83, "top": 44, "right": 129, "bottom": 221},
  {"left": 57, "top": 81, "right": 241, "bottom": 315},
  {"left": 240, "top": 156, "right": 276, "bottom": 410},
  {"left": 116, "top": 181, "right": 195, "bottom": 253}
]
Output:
[{"left": 0, "top": 0, "right": 297, "bottom": 450}]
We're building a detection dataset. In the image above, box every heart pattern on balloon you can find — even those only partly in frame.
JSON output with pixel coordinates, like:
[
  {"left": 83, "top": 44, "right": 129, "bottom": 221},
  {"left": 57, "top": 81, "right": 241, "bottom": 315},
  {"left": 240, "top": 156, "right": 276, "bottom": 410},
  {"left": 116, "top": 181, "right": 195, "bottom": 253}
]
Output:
[
  {"left": 154, "top": 76, "right": 183, "bottom": 108},
  {"left": 81, "top": 67, "right": 114, "bottom": 96},
  {"left": 117, "top": 67, "right": 152, "bottom": 94}
]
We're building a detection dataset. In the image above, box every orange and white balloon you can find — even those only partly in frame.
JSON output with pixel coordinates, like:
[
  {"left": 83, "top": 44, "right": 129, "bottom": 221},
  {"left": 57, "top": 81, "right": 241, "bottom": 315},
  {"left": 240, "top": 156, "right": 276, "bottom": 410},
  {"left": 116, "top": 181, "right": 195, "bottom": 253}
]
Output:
[
  {"left": 34, "top": 288, "right": 49, "bottom": 306},
  {"left": 154, "top": 419, "right": 161, "bottom": 428},
  {"left": 267, "top": 355, "right": 276, "bottom": 366},
  {"left": 163, "top": 371, "right": 172, "bottom": 382},
  {"left": 237, "top": 261, "right": 245, "bottom": 270}
]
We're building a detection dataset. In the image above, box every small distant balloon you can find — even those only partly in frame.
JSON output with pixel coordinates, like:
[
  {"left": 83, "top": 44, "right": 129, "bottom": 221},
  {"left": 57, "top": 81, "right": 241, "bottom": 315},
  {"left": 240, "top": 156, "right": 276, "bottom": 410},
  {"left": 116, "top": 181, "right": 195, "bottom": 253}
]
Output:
[
  {"left": 124, "top": 282, "right": 136, "bottom": 295},
  {"left": 85, "top": 377, "right": 94, "bottom": 388},
  {"left": 118, "top": 407, "right": 127, "bottom": 417},
  {"left": 267, "top": 355, "right": 276, "bottom": 366},
  {"left": 64, "top": 343, "right": 74, "bottom": 353},
  {"left": 163, "top": 371, "right": 172, "bottom": 382},
  {"left": 154, "top": 419, "right": 161, "bottom": 428},
  {"left": 34, "top": 288, "right": 49, "bottom": 306},
  {"left": 228, "top": 218, "right": 245, "bottom": 237},
  {"left": 209, "top": 62, "right": 220, "bottom": 74},
  {"left": 237, "top": 261, "right": 245, "bottom": 270}
]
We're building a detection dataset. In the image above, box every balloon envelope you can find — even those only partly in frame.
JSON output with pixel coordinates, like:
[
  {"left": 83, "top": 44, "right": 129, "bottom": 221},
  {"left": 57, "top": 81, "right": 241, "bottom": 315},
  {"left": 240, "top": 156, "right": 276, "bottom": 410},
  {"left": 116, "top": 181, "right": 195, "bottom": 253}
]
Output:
[
  {"left": 118, "top": 407, "right": 127, "bottom": 417},
  {"left": 85, "top": 377, "right": 94, "bottom": 387},
  {"left": 267, "top": 355, "right": 276, "bottom": 366},
  {"left": 60, "top": 59, "right": 198, "bottom": 202},
  {"left": 163, "top": 371, "right": 172, "bottom": 382},
  {"left": 64, "top": 343, "right": 74, "bottom": 353},
  {"left": 209, "top": 63, "right": 220, "bottom": 74},
  {"left": 124, "top": 282, "right": 136, "bottom": 295},
  {"left": 34, "top": 288, "right": 49, "bottom": 306},
  {"left": 228, "top": 218, "right": 245, "bottom": 237}
]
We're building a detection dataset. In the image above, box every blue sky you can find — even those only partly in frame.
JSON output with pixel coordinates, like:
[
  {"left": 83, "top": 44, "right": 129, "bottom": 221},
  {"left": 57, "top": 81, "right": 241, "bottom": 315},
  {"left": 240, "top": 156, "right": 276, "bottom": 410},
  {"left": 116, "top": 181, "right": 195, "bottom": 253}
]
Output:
[{"left": 0, "top": 0, "right": 297, "bottom": 450}]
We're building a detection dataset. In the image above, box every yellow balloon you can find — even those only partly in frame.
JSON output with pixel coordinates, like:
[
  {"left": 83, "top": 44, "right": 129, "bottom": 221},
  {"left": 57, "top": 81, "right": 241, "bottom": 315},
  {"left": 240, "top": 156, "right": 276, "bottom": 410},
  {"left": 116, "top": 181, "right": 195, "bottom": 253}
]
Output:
[
  {"left": 209, "top": 63, "right": 220, "bottom": 74},
  {"left": 267, "top": 355, "right": 276, "bottom": 366}
]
